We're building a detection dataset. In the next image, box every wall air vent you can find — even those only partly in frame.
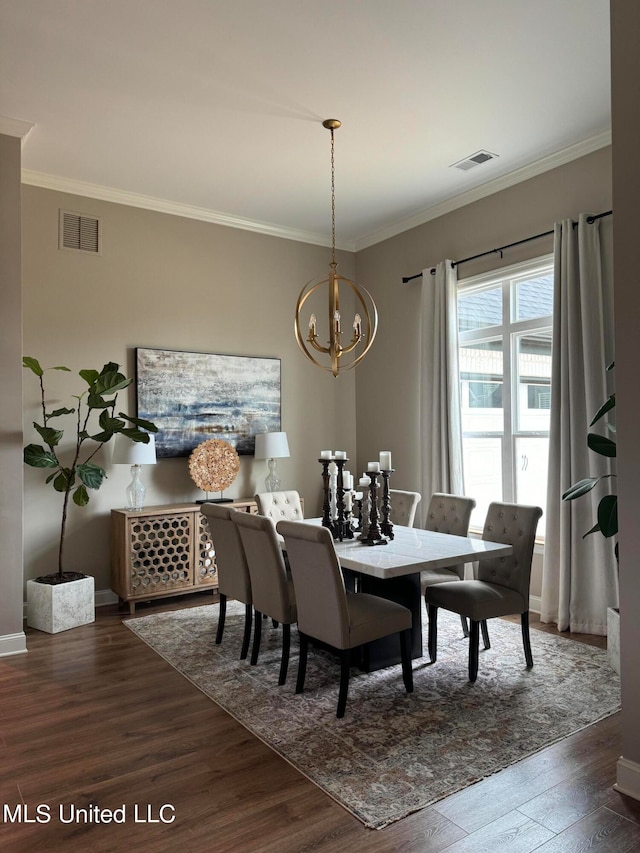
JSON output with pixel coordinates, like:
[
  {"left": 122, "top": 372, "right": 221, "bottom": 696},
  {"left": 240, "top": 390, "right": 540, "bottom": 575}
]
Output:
[
  {"left": 59, "top": 210, "right": 101, "bottom": 254},
  {"left": 451, "top": 150, "right": 499, "bottom": 171}
]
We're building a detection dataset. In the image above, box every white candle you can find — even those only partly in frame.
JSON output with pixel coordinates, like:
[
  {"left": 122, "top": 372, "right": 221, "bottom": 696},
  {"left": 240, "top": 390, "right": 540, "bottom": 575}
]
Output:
[
  {"left": 354, "top": 491, "right": 363, "bottom": 500},
  {"left": 345, "top": 492, "right": 353, "bottom": 510},
  {"left": 358, "top": 477, "right": 369, "bottom": 487},
  {"left": 342, "top": 471, "right": 352, "bottom": 489},
  {"left": 320, "top": 450, "right": 333, "bottom": 459},
  {"left": 328, "top": 461, "right": 337, "bottom": 475},
  {"left": 367, "top": 462, "right": 380, "bottom": 472},
  {"left": 379, "top": 451, "right": 392, "bottom": 470},
  {"left": 334, "top": 450, "right": 347, "bottom": 459}
]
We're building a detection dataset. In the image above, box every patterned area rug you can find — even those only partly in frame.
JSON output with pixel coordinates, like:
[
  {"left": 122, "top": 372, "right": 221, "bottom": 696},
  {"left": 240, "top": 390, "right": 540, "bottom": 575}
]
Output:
[{"left": 124, "top": 602, "right": 620, "bottom": 829}]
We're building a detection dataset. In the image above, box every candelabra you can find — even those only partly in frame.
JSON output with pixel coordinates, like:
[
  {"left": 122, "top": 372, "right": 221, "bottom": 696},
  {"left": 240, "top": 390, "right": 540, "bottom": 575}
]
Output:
[
  {"left": 318, "top": 457, "right": 354, "bottom": 541},
  {"left": 380, "top": 469, "right": 395, "bottom": 539},
  {"left": 359, "top": 470, "right": 388, "bottom": 546}
]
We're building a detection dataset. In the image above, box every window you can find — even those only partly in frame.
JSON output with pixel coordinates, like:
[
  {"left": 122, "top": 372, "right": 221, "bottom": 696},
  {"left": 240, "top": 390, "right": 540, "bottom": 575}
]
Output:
[{"left": 458, "top": 256, "right": 553, "bottom": 532}]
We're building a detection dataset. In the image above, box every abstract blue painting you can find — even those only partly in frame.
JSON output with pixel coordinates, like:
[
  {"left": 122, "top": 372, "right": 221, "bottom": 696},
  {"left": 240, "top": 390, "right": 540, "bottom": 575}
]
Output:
[{"left": 135, "top": 348, "right": 281, "bottom": 458}]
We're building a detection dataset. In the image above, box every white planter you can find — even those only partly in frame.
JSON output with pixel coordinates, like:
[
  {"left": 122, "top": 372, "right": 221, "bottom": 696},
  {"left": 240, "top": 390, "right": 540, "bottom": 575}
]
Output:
[
  {"left": 27, "top": 576, "right": 95, "bottom": 634},
  {"left": 607, "top": 605, "right": 620, "bottom": 674}
]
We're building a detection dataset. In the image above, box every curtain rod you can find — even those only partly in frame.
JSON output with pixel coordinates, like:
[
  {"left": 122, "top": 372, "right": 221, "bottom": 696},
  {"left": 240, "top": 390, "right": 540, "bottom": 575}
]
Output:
[{"left": 401, "top": 209, "right": 613, "bottom": 283}]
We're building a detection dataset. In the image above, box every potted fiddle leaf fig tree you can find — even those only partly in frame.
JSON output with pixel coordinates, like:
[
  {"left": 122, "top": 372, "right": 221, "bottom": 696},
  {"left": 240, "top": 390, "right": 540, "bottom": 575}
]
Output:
[
  {"left": 23, "top": 357, "right": 157, "bottom": 633},
  {"left": 562, "top": 361, "right": 618, "bottom": 670}
]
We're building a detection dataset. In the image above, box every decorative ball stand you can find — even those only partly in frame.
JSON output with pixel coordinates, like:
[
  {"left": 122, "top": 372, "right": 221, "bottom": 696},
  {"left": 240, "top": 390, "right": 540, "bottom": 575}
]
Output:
[{"left": 319, "top": 459, "right": 393, "bottom": 545}]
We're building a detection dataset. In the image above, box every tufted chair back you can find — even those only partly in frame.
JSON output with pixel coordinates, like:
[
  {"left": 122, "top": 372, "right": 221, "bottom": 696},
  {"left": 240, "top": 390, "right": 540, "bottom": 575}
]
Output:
[
  {"left": 477, "top": 502, "right": 543, "bottom": 603},
  {"left": 424, "top": 493, "right": 476, "bottom": 579},
  {"left": 200, "top": 503, "right": 251, "bottom": 603},
  {"left": 389, "top": 490, "right": 421, "bottom": 527},
  {"left": 255, "top": 490, "right": 304, "bottom": 522}
]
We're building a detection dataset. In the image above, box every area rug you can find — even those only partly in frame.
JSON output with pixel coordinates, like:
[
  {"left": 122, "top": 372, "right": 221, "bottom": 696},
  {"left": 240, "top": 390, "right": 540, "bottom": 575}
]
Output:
[{"left": 124, "top": 602, "right": 620, "bottom": 829}]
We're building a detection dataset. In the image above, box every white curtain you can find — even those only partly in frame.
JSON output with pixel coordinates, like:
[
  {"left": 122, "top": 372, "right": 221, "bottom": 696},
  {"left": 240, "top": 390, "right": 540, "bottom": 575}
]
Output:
[
  {"left": 541, "top": 215, "right": 617, "bottom": 634},
  {"left": 419, "top": 260, "right": 464, "bottom": 525}
]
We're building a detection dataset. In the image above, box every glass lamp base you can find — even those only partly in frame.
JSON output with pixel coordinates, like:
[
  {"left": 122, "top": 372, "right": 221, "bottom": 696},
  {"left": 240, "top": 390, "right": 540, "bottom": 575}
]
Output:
[
  {"left": 265, "top": 458, "right": 280, "bottom": 493},
  {"left": 125, "top": 464, "right": 146, "bottom": 511}
]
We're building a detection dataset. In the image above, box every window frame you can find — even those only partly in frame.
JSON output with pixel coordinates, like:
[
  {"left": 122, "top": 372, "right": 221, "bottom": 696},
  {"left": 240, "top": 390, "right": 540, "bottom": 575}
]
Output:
[{"left": 458, "top": 255, "right": 553, "bottom": 531}]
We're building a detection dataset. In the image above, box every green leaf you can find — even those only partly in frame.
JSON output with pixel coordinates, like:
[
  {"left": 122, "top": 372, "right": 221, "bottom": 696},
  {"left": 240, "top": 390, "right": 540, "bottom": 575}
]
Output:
[
  {"left": 87, "top": 393, "right": 110, "bottom": 409},
  {"left": 590, "top": 394, "right": 615, "bottom": 426},
  {"left": 94, "top": 368, "right": 132, "bottom": 397},
  {"left": 118, "top": 413, "right": 158, "bottom": 433},
  {"left": 77, "top": 462, "right": 106, "bottom": 490},
  {"left": 48, "top": 407, "right": 75, "bottom": 419},
  {"left": 73, "top": 485, "right": 89, "bottom": 506},
  {"left": 90, "top": 431, "right": 115, "bottom": 443},
  {"left": 45, "top": 472, "right": 57, "bottom": 484},
  {"left": 587, "top": 433, "right": 616, "bottom": 458},
  {"left": 98, "top": 411, "right": 126, "bottom": 432},
  {"left": 562, "top": 477, "right": 599, "bottom": 501},
  {"left": 597, "top": 494, "right": 618, "bottom": 538},
  {"left": 23, "top": 356, "right": 43, "bottom": 376},
  {"left": 583, "top": 521, "right": 601, "bottom": 538},
  {"left": 33, "top": 422, "right": 63, "bottom": 448},
  {"left": 24, "top": 444, "right": 58, "bottom": 468},
  {"left": 53, "top": 471, "right": 72, "bottom": 492},
  {"left": 79, "top": 369, "right": 99, "bottom": 386}
]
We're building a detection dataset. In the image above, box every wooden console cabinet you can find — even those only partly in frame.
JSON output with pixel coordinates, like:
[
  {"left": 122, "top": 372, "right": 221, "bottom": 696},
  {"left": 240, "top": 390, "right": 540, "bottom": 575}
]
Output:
[{"left": 111, "top": 500, "right": 257, "bottom": 614}]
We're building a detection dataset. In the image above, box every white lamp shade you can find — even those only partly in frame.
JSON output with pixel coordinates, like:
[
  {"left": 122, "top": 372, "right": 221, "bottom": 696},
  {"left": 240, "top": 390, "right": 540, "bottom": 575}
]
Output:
[
  {"left": 112, "top": 433, "right": 157, "bottom": 465},
  {"left": 254, "top": 431, "right": 289, "bottom": 460}
]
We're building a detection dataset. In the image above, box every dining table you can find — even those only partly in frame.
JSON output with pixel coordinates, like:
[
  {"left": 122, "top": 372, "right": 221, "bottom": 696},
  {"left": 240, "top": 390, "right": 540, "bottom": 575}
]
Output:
[{"left": 306, "top": 519, "right": 514, "bottom": 671}]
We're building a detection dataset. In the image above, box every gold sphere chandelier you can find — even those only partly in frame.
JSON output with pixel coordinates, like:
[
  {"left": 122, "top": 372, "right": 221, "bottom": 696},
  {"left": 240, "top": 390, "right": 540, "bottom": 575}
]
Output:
[{"left": 294, "top": 119, "right": 378, "bottom": 377}]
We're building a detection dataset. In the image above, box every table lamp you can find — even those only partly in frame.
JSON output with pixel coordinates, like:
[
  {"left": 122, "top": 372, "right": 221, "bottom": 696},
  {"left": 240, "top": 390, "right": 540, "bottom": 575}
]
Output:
[
  {"left": 112, "top": 433, "right": 157, "bottom": 511},
  {"left": 254, "top": 431, "right": 289, "bottom": 492}
]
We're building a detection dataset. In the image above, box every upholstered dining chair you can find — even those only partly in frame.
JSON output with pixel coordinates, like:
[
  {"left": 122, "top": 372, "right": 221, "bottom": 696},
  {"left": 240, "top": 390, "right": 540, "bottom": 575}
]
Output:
[
  {"left": 424, "top": 501, "right": 543, "bottom": 682},
  {"left": 232, "top": 511, "right": 297, "bottom": 685},
  {"left": 389, "top": 489, "right": 421, "bottom": 528},
  {"left": 255, "top": 490, "right": 304, "bottom": 522},
  {"left": 277, "top": 520, "right": 414, "bottom": 718},
  {"left": 200, "top": 504, "right": 253, "bottom": 660},
  {"left": 420, "top": 493, "right": 477, "bottom": 637}
]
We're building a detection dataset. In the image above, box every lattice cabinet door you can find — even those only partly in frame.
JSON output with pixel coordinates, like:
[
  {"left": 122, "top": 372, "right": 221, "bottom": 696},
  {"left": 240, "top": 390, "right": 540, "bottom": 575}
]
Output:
[{"left": 196, "top": 513, "right": 218, "bottom": 587}]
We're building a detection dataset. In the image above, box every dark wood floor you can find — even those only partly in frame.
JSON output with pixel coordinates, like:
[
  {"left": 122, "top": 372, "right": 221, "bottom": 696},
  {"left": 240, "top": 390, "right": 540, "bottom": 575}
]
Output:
[{"left": 1, "top": 596, "right": 639, "bottom": 853}]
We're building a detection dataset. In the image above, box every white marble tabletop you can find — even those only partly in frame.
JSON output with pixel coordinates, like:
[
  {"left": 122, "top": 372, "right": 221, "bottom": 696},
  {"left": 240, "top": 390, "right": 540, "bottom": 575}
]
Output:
[{"left": 304, "top": 519, "right": 513, "bottom": 580}]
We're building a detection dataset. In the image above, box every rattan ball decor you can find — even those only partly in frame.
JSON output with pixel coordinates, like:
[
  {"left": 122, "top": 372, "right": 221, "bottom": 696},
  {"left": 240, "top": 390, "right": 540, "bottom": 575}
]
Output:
[{"left": 188, "top": 439, "right": 240, "bottom": 494}]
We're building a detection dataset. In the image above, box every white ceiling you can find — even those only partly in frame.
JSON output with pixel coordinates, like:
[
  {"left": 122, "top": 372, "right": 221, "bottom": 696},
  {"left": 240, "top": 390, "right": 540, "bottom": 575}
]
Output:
[{"left": 0, "top": 0, "right": 611, "bottom": 251}]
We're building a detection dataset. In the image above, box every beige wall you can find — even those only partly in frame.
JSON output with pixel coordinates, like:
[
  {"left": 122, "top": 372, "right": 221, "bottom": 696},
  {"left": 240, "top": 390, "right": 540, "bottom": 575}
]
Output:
[
  {"left": 0, "top": 133, "right": 26, "bottom": 653},
  {"left": 21, "top": 186, "right": 356, "bottom": 596},
  {"left": 353, "top": 147, "right": 613, "bottom": 599},
  {"left": 611, "top": 0, "right": 640, "bottom": 782}
]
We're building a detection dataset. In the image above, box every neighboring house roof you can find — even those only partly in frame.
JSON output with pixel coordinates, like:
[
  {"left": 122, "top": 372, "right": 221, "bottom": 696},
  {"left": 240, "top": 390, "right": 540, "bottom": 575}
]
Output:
[{"left": 459, "top": 275, "right": 553, "bottom": 331}]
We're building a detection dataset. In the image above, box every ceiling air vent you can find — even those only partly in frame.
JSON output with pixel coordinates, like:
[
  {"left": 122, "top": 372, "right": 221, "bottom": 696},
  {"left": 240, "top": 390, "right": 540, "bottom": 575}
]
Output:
[
  {"left": 451, "top": 150, "right": 499, "bottom": 171},
  {"left": 59, "top": 210, "right": 101, "bottom": 254}
]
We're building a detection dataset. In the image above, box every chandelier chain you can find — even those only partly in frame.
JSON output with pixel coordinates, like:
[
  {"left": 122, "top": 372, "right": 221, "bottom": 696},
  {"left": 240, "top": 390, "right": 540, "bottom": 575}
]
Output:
[{"left": 330, "top": 128, "right": 336, "bottom": 266}]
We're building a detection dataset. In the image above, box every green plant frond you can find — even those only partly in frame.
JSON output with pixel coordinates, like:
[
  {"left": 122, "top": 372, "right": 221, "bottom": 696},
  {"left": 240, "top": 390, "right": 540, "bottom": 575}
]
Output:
[
  {"left": 98, "top": 411, "right": 126, "bottom": 431},
  {"left": 118, "top": 413, "right": 158, "bottom": 433},
  {"left": 94, "top": 368, "right": 132, "bottom": 397},
  {"left": 77, "top": 462, "right": 106, "bottom": 489},
  {"left": 33, "top": 422, "right": 63, "bottom": 447},
  {"left": 53, "top": 470, "right": 73, "bottom": 492},
  {"left": 562, "top": 477, "right": 599, "bottom": 501},
  {"left": 24, "top": 444, "right": 58, "bottom": 468},
  {"left": 73, "top": 485, "right": 89, "bottom": 506},
  {"left": 79, "top": 369, "right": 100, "bottom": 386},
  {"left": 22, "top": 356, "right": 43, "bottom": 376},
  {"left": 597, "top": 494, "right": 618, "bottom": 538},
  {"left": 587, "top": 433, "right": 616, "bottom": 458},
  {"left": 47, "top": 406, "right": 75, "bottom": 419},
  {"left": 589, "top": 394, "right": 615, "bottom": 426}
]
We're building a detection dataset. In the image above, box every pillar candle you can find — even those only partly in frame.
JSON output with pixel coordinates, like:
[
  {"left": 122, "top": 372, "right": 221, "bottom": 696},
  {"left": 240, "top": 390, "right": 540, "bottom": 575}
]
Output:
[
  {"left": 367, "top": 462, "right": 380, "bottom": 472},
  {"left": 320, "top": 450, "right": 333, "bottom": 459},
  {"left": 379, "top": 451, "right": 392, "bottom": 469},
  {"left": 358, "top": 477, "right": 369, "bottom": 487},
  {"left": 335, "top": 450, "right": 347, "bottom": 459}
]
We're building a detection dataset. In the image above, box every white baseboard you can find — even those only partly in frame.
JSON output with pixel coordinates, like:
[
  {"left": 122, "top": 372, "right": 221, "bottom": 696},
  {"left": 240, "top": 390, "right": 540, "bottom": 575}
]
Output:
[
  {"left": 614, "top": 756, "right": 640, "bottom": 802},
  {"left": 0, "top": 632, "right": 27, "bottom": 657},
  {"left": 529, "top": 595, "right": 542, "bottom": 615}
]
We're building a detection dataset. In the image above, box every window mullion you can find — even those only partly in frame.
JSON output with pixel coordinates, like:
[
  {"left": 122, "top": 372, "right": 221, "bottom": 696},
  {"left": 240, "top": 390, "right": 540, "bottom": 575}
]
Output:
[{"left": 501, "top": 280, "right": 514, "bottom": 503}]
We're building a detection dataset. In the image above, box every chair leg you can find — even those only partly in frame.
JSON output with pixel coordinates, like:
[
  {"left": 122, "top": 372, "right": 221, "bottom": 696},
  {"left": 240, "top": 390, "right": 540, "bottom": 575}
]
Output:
[
  {"left": 240, "top": 604, "right": 252, "bottom": 660},
  {"left": 468, "top": 620, "right": 480, "bottom": 682},
  {"left": 427, "top": 603, "right": 438, "bottom": 662},
  {"left": 278, "top": 624, "right": 291, "bottom": 686},
  {"left": 481, "top": 619, "right": 491, "bottom": 650},
  {"left": 250, "top": 609, "right": 262, "bottom": 665},
  {"left": 215, "top": 593, "right": 227, "bottom": 645},
  {"left": 337, "top": 649, "right": 351, "bottom": 718},
  {"left": 400, "top": 629, "right": 414, "bottom": 693},
  {"left": 460, "top": 615, "right": 470, "bottom": 638},
  {"left": 521, "top": 611, "right": 534, "bottom": 668},
  {"left": 296, "top": 633, "right": 308, "bottom": 694}
]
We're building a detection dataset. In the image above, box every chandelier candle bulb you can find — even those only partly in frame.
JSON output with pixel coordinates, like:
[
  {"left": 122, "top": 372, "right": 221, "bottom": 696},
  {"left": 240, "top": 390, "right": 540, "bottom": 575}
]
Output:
[
  {"left": 379, "top": 451, "right": 392, "bottom": 470},
  {"left": 309, "top": 314, "right": 317, "bottom": 335}
]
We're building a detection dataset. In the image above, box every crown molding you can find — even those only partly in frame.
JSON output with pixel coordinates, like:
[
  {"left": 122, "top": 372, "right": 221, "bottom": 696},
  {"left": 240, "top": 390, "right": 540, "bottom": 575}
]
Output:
[
  {"left": 20, "top": 170, "right": 340, "bottom": 249},
  {"left": 0, "top": 115, "right": 35, "bottom": 140},
  {"left": 22, "top": 129, "right": 610, "bottom": 255},
  {"left": 353, "top": 130, "right": 612, "bottom": 251}
]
